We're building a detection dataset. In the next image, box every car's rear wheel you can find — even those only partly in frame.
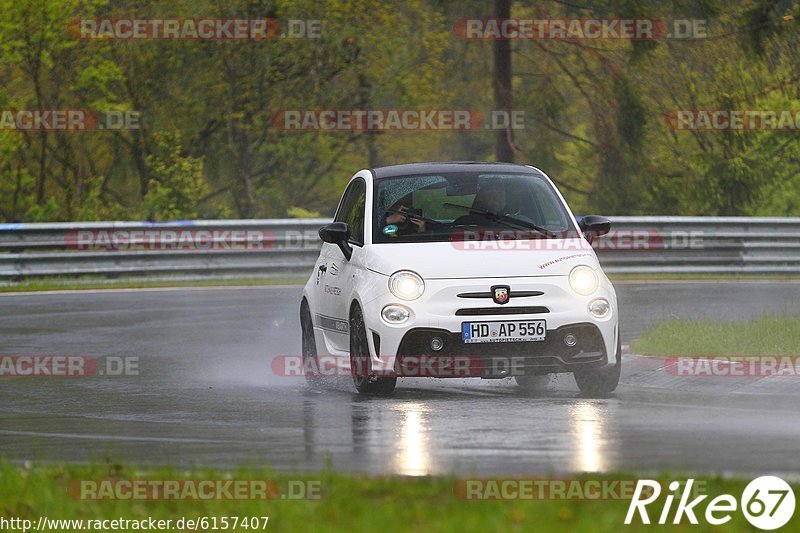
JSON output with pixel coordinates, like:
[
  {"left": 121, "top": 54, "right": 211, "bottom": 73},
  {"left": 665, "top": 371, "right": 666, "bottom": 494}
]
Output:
[
  {"left": 300, "top": 300, "right": 323, "bottom": 389},
  {"left": 350, "top": 304, "right": 396, "bottom": 395},
  {"left": 573, "top": 337, "right": 621, "bottom": 397}
]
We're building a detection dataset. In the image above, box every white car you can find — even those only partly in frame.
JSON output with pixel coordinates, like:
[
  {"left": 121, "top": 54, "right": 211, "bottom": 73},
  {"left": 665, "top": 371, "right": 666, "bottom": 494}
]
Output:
[{"left": 300, "top": 162, "right": 620, "bottom": 396}]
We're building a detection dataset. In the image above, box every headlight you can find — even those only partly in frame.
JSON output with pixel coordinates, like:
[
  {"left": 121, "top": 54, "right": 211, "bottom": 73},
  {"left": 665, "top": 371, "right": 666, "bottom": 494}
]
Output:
[
  {"left": 389, "top": 270, "right": 425, "bottom": 300},
  {"left": 588, "top": 298, "right": 610, "bottom": 318},
  {"left": 569, "top": 265, "right": 598, "bottom": 295},
  {"left": 382, "top": 305, "right": 410, "bottom": 324}
]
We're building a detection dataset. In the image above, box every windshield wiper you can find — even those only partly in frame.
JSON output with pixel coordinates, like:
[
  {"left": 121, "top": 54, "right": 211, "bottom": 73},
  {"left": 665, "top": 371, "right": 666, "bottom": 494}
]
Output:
[{"left": 444, "top": 202, "right": 555, "bottom": 237}]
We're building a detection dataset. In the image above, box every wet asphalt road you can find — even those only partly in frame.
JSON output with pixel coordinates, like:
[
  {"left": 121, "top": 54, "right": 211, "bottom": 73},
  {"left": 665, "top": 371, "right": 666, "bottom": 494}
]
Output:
[{"left": 1, "top": 281, "right": 799, "bottom": 477}]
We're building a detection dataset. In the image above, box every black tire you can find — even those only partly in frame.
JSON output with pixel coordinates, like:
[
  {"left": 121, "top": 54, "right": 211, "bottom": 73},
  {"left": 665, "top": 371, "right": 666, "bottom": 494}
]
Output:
[
  {"left": 514, "top": 374, "right": 550, "bottom": 393},
  {"left": 349, "top": 305, "right": 396, "bottom": 395},
  {"left": 300, "top": 300, "right": 323, "bottom": 389},
  {"left": 574, "top": 337, "right": 621, "bottom": 397}
]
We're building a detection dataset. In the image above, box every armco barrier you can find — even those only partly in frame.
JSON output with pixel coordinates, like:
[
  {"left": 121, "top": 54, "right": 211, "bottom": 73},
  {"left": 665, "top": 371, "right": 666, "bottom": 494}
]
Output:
[{"left": 0, "top": 217, "right": 798, "bottom": 279}]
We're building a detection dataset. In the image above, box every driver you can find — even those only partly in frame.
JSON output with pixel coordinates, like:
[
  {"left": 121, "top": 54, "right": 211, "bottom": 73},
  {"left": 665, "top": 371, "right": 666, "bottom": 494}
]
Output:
[{"left": 384, "top": 194, "right": 427, "bottom": 234}]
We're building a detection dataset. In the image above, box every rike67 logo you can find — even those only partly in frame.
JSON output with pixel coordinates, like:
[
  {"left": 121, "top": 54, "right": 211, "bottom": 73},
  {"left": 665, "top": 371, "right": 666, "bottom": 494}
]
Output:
[{"left": 626, "top": 476, "right": 795, "bottom": 530}]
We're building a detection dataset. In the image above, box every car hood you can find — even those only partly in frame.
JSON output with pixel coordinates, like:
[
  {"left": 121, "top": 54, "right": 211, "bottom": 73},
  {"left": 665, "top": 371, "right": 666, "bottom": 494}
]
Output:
[{"left": 364, "top": 239, "right": 599, "bottom": 278}]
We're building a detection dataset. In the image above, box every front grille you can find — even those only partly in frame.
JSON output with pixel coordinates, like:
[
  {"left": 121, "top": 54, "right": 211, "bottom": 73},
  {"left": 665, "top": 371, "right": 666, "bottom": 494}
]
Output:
[
  {"left": 455, "top": 306, "right": 549, "bottom": 316},
  {"left": 457, "top": 290, "right": 544, "bottom": 299}
]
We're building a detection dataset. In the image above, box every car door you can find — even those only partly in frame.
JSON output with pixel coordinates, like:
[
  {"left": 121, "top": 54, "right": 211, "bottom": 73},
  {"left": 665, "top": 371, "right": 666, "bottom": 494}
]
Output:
[{"left": 318, "top": 178, "right": 367, "bottom": 353}]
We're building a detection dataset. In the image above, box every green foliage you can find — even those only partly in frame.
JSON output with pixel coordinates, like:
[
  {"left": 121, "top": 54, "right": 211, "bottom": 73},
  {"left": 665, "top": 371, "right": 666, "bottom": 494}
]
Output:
[
  {"left": 0, "top": 0, "right": 798, "bottom": 222},
  {"left": 76, "top": 175, "right": 132, "bottom": 221},
  {"left": 287, "top": 206, "right": 323, "bottom": 218},
  {"left": 24, "top": 196, "right": 62, "bottom": 222},
  {"left": 141, "top": 132, "right": 209, "bottom": 221}
]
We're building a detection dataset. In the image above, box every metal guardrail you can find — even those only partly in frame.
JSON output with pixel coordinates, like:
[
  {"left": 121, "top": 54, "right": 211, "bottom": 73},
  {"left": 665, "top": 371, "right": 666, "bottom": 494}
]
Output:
[
  {"left": 0, "top": 217, "right": 798, "bottom": 279},
  {"left": 594, "top": 217, "right": 800, "bottom": 274}
]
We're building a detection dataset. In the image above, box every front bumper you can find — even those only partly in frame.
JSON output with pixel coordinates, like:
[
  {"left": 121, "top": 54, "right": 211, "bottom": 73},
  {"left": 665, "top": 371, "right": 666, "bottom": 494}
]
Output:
[
  {"left": 360, "top": 273, "right": 618, "bottom": 377},
  {"left": 394, "top": 323, "right": 606, "bottom": 377}
]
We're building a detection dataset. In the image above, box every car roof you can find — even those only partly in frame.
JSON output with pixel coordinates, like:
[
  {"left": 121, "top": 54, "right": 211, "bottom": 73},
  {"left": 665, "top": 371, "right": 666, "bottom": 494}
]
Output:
[{"left": 370, "top": 161, "right": 540, "bottom": 179}]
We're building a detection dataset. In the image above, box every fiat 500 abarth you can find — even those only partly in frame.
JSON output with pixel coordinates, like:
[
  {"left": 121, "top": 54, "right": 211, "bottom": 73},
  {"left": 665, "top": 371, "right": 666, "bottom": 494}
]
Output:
[{"left": 300, "top": 162, "right": 620, "bottom": 395}]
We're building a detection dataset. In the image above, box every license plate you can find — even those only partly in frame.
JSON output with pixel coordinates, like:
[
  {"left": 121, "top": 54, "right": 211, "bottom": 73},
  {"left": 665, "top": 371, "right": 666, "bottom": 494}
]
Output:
[{"left": 461, "top": 320, "right": 546, "bottom": 344}]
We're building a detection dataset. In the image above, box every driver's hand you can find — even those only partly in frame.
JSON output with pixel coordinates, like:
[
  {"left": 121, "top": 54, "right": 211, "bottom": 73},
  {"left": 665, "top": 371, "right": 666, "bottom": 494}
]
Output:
[{"left": 386, "top": 205, "right": 409, "bottom": 225}]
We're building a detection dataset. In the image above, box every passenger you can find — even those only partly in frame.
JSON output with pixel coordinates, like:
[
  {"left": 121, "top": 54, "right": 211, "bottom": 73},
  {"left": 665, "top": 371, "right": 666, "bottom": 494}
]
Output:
[
  {"left": 453, "top": 181, "right": 512, "bottom": 226},
  {"left": 473, "top": 181, "right": 508, "bottom": 214}
]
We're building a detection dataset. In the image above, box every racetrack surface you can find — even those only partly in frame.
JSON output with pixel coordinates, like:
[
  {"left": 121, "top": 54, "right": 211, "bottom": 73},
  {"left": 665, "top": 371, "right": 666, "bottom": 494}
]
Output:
[{"left": 1, "top": 282, "right": 799, "bottom": 477}]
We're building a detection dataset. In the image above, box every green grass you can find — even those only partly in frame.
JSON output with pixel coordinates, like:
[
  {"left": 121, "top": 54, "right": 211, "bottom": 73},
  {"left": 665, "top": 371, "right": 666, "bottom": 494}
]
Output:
[
  {"left": 0, "top": 463, "right": 793, "bottom": 532},
  {"left": 0, "top": 276, "right": 308, "bottom": 293},
  {"left": 631, "top": 314, "right": 800, "bottom": 356}
]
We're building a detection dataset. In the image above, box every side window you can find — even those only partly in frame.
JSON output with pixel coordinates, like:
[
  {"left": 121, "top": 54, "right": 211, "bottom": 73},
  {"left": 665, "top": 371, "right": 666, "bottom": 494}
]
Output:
[{"left": 334, "top": 179, "right": 366, "bottom": 245}]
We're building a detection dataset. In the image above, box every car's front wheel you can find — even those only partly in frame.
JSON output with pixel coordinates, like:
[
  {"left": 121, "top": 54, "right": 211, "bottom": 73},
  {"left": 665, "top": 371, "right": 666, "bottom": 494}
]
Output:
[
  {"left": 573, "top": 340, "right": 621, "bottom": 397},
  {"left": 300, "top": 300, "right": 323, "bottom": 389},
  {"left": 350, "top": 304, "right": 396, "bottom": 395}
]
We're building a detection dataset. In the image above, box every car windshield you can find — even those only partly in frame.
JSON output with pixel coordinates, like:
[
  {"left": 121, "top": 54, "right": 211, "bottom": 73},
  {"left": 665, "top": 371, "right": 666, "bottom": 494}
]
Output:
[{"left": 372, "top": 171, "right": 578, "bottom": 243}]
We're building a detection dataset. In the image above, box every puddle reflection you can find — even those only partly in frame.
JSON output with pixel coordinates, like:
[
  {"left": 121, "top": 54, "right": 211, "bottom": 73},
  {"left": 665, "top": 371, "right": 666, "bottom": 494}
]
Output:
[
  {"left": 569, "top": 402, "right": 607, "bottom": 472},
  {"left": 391, "top": 402, "right": 431, "bottom": 476}
]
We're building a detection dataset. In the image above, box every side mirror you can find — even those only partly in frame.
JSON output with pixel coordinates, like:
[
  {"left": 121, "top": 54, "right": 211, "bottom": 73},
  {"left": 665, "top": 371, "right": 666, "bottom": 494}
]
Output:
[
  {"left": 577, "top": 215, "right": 611, "bottom": 244},
  {"left": 318, "top": 222, "right": 353, "bottom": 260}
]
